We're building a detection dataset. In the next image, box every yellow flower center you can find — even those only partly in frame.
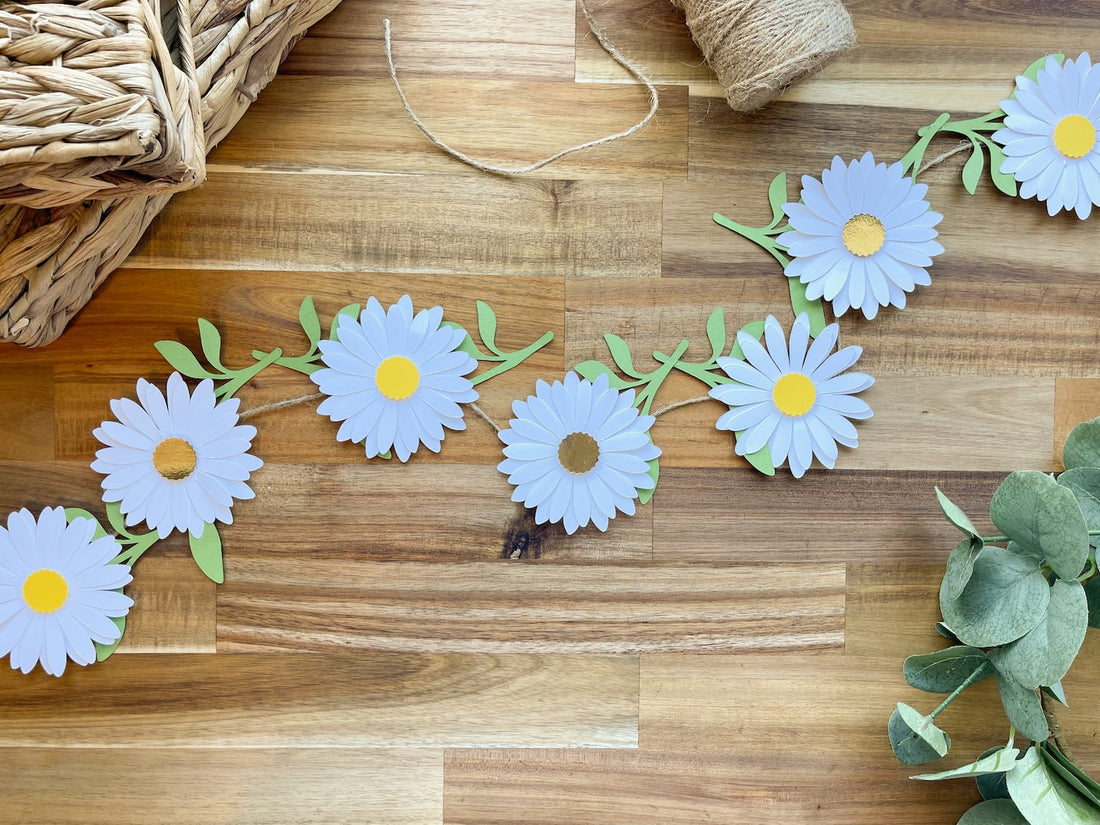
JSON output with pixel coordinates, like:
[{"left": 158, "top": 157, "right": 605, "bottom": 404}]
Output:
[
  {"left": 375, "top": 356, "right": 420, "bottom": 401},
  {"left": 772, "top": 373, "right": 817, "bottom": 417},
  {"left": 558, "top": 432, "right": 600, "bottom": 475},
  {"left": 1053, "top": 114, "right": 1096, "bottom": 159},
  {"left": 841, "top": 213, "right": 886, "bottom": 257},
  {"left": 152, "top": 437, "right": 197, "bottom": 480},
  {"left": 22, "top": 569, "right": 68, "bottom": 614}
]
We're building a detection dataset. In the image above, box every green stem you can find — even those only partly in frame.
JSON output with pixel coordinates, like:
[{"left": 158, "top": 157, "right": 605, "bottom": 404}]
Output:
[
  {"left": 929, "top": 662, "right": 995, "bottom": 719},
  {"left": 636, "top": 339, "right": 691, "bottom": 416},
  {"left": 470, "top": 330, "right": 554, "bottom": 386},
  {"left": 111, "top": 533, "right": 159, "bottom": 567},
  {"left": 981, "top": 530, "right": 1100, "bottom": 544},
  {"left": 713, "top": 213, "right": 790, "bottom": 267}
]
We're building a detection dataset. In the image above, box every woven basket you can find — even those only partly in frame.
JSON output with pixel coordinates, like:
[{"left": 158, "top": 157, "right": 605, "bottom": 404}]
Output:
[
  {"left": 0, "top": 0, "right": 342, "bottom": 346},
  {"left": 0, "top": 0, "right": 204, "bottom": 208}
]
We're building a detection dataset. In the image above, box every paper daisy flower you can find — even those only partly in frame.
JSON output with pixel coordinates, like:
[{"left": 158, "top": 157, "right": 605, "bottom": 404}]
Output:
[
  {"left": 311, "top": 295, "right": 479, "bottom": 461},
  {"left": 497, "top": 372, "right": 661, "bottom": 534},
  {"left": 709, "top": 314, "right": 873, "bottom": 478},
  {"left": 778, "top": 153, "right": 944, "bottom": 320},
  {"left": 0, "top": 507, "right": 132, "bottom": 677},
  {"left": 993, "top": 53, "right": 1100, "bottom": 219},
  {"left": 91, "top": 372, "right": 262, "bottom": 538}
]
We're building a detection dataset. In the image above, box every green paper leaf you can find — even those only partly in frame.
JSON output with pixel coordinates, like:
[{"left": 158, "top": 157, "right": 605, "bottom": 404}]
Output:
[
  {"left": 154, "top": 340, "right": 220, "bottom": 380},
  {"left": 476, "top": 300, "right": 499, "bottom": 355},
  {"left": 94, "top": 614, "right": 126, "bottom": 662},
  {"left": 573, "top": 360, "right": 634, "bottom": 390},
  {"left": 603, "top": 334, "right": 642, "bottom": 378},
  {"left": 990, "top": 470, "right": 1089, "bottom": 581},
  {"left": 889, "top": 702, "right": 951, "bottom": 765},
  {"left": 766, "top": 172, "right": 788, "bottom": 226},
  {"left": 945, "top": 537, "right": 985, "bottom": 602},
  {"left": 1020, "top": 54, "right": 1064, "bottom": 86},
  {"left": 298, "top": 296, "right": 321, "bottom": 346},
  {"left": 105, "top": 500, "right": 128, "bottom": 537},
  {"left": 995, "top": 672, "right": 1049, "bottom": 742},
  {"left": 957, "top": 799, "right": 1029, "bottom": 825},
  {"left": 913, "top": 744, "right": 1020, "bottom": 781},
  {"left": 936, "top": 487, "right": 981, "bottom": 539},
  {"left": 987, "top": 142, "right": 1018, "bottom": 197},
  {"left": 188, "top": 522, "right": 224, "bottom": 584},
  {"left": 961, "top": 142, "right": 985, "bottom": 195},
  {"left": 786, "top": 279, "right": 826, "bottom": 337},
  {"left": 705, "top": 307, "right": 726, "bottom": 362},
  {"left": 1063, "top": 418, "right": 1100, "bottom": 471},
  {"left": 989, "top": 579, "right": 1088, "bottom": 690},
  {"left": 196, "top": 318, "right": 226, "bottom": 373},
  {"left": 1085, "top": 576, "right": 1100, "bottom": 628},
  {"left": 63, "top": 508, "right": 108, "bottom": 541},
  {"left": 330, "top": 304, "right": 360, "bottom": 341},
  {"left": 737, "top": 433, "right": 775, "bottom": 476},
  {"left": 638, "top": 454, "right": 659, "bottom": 506},
  {"left": 940, "top": 546, "right": 1049, "bottom": 648},
  {"left": 1007, "top": 746, "right": 1100, "bottom": 825},
  {"left": 728, "top": 321, "right": 766, "bottom": 360},
  {"left": 903, "top": 646, "right": 993, "bottom": 694},
  {"left": 441, "top": 321, "right": 483, "bottom": 359}
]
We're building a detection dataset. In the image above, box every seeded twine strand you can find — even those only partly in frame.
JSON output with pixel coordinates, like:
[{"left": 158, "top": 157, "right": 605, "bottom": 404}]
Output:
[{"left": 382, "top": 1, "right": 660, "bottom": 175}]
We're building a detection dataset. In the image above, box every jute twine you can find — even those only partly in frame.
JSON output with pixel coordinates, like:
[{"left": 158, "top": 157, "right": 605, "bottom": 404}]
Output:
[{"left": 671, "top": 0, "right": 856, "bottom": 111}]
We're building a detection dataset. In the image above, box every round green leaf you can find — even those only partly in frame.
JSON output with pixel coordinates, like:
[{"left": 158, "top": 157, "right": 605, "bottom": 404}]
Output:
[
  {"left": 957, "top": 799, "right": 1029, "bottom": 825},
  {"left": 903, "top": 646, "right": 993, "bottom": 694},
  {"left": 995, "top": 672, "right": 1049, "bottom": 742},
  {"left": 889, "top": 702, "right": 951, "bottom": 765},
  {"left": 940, "top": 546, "right": 1049, "bottom": 647},
  {"left": 990, "top": 471, "right": 1089, "bottom": 581},
  {"left": 1058, "top": 467, "right": 1100, "bottom": 531},
  {"left": 1063, "top": 417, "right": 1100, "bottom": 471},
  {"left": 189, "top": 522, "right": 224, "bottom": 584},
  {"left": 988, "top": 579, "right": 1088, "bottom": 690},
  {"left": 945, "top": 537, "right": 984, "bottom": 601},
  {"left": 936, "top": 486, "right": 981, "bottom": 539}
]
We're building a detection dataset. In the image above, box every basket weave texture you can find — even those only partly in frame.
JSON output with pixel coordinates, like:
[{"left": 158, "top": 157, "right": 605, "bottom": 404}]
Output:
[
  {"left": 0, "top": 0, "right": 204, "bottom": 208},
  {"left": 0, "top": 0, "right": 342, "bottom": 346}
]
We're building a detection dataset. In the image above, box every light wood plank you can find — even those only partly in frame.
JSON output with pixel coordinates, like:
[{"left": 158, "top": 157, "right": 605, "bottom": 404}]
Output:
[
  {"left": 1, "top": 749, "right": 442, "bottom": 825},
  {"left": 652, "top": 469, "right": 1002, "bottom": 564},
  {"left": 844, "top": 563, "right": 945, "bottom": 658},
  {"left": 0, "top": 653, "right": 638, "bottom": 748},
  {"left": 217, "top": 560, "right": 844, "bottom": 653},
  {"left": 282, "top": 0, "right": 577, "bottom": 80},
  {"left": 124, "top": 173, "right": 663, "bottom": 278},
  {"left": 0, "top": 365, "right": 54, "bottom": 461},
  {"left": 1054, "top": 378, "right": 1100, "bottom": 472},
  {"left": 209, "top": 77, "right": 687, "bottom": 181},
  {"left": 120, "top": 557, "right": 217, "bottom": 654}
]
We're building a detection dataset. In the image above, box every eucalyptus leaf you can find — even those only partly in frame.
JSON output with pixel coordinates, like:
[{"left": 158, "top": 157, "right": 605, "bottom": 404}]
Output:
[
  {"left": 957, "top": 799, "right": 1029, "bottom": 825},
  {"left": 961, "top": 142, "right": 985, "bottom": 194},
  {"left": 995, "top": 671, "right": 1049, "bottom": 742},
  {"left": 298, "top": 296, "right": 321, "bottom": 346},
  {"left": 903, "top": 646, "right": 993, "bottom": 694},
  {"left": 936, "top": 622, "right": 962, "bottom": 644},
  {"left": 1043, "top": 680, "right": 1068, "bottom": 706},
  {"left": 94, "top": 614, "right": 126, "bottom": 662},
  {"left": 945, "top": 538, "right": 985, "bottom": 602},
  {"left": 1063, "top": 417, "right": 1100, "bottom": 471},
  {"left": 936, "top": 487, "right": 981, "bottom": 539},
  {"left": 1007, "top": 746, "right": 1100, "bottom": 825},
  {"left": 1042, "top": 746, "right": 1100, "bottom": 809},
  {"left": 889, "top": 702, "right": 951, "bottom": 765},
  {"left": 913, "top": 744, "right": 1020, "bottom": 781},
  {"left": 940, "top": 546, "right": 1049, "bottom": 647},
  {"left": 705, "top": 307, "right": 726, "bottom": 362},
  {"left": 989, "top": 579, "right": 1088, "bottom": 689},
  {"left": 154, "top": 340, "right": 220, "bottom": 380},
  {"left": 476, "top": 301, "right": 500, "bottom": 355},
  {"left": 990, "top": 470, "right": 1089, "bottom": 581},
  {"left": 188, "top": 522, "right": 224, "bottom": 584},
  {"left": 976, "top": 747, "right": 1014, "bottom": 801},
  {"left": 1085, "top": 576, "right": 1100, "bottom": 629},
  {"left": 1058, "top": 467, "right": 1100, "bottom": 531},
  {"left": 1044, "top": 743, "right": 1100, "bottom": 807}
]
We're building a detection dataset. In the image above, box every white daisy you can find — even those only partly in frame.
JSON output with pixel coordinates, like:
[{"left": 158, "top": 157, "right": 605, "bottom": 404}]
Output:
[
  {"left": 993, "top": 53, "right": 1100, "bottom": 220},
  {"left": 91, "top": 372, "right": 262, "bottom": 539},
  {"left": 0, "top": 507, "right": 133, "bottom": 677},
  {"left": 778, "top": 152, "right": 944, "bottom": 320},
  {"left": 311, "top": 295, "right": 478, "bottom": 461},
  {"left": 709, "top": 314, "right": 874, "bottom": 478},
  {"left": 498, "top": 372, "right": 661, "bottom": 534}
]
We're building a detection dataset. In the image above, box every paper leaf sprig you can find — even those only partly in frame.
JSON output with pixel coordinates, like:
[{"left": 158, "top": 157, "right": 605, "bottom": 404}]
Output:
[{"left": 889, "top": 417, "right": 1100, "bottom": 825}]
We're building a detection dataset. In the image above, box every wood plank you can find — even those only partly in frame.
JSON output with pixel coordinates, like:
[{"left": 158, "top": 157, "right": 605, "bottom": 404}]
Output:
[
  {"left": 1, "top": 749, "right": 442, "bottom": 825},
  {"left": 1054, "top": 378, "right": 1100, "bottom": 472},
  {"left": 208, "top": 77, "right": 687, "bottom": 181},
  {"left": 281, "top": 0, "right": 577, "bottom": 80},
  {"left": 0, "top": 365, "right": 54, "bottom": 461},
  {"left": 443, "top": 748, "right": 979, "bottom": 825},
  {"left": 124, "top": 173, "right": 663, "bottom": 278},
  {"left": 216, "top": 560, "right": 844, "bottom": 653},
  {"left": 0, "top": 653, "right": 638, "bottom": 748},
  {"left": 652, "top": 469, "right": 1002, "bottom": 564},
  {"left": 120, "top": 558, "right": 217, "bottom": 654},
  {"left": 844, "top": 563, "right": 945, "bottom": 658}
]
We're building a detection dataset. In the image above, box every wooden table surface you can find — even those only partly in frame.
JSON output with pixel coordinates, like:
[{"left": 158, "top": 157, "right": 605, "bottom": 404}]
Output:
[{"left": 2, "top": 1, "right": 1099, "bottom": 822}]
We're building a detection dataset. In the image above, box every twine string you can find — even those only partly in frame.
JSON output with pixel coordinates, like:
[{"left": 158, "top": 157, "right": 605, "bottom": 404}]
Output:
[{"left": 382, "top": 0, "right": 660, "bottom": 175}]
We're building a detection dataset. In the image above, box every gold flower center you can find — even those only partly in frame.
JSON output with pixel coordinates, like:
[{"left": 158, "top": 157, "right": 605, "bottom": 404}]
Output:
[
  {"left": 1053, "top": 114, "right": 1096, "bottom": 159},
  {"left": 22, "top": 569, "right": 68, "bottom": 614},
  {"left": 773, "top": 373, "right": 817, "bottom": 417},
  {"left": 841, "top": 213, "right": 886, "bottom": 257},
  {"left": 375, "top": 356, "right": 420, "bottom": 401},
  {"left": 558, "top": 432, "right": 600, "bottom": 475},
  {"left": 152, "top": 437, "right": 197, "bottom": 480}
]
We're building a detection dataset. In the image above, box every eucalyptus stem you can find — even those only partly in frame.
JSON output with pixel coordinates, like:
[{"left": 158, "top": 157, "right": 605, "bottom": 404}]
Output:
[
  {"left": 1041, "top": 690, "right": 1074, "bottom": 761},
  {"left": 929, "top": 662, "right": 995, "bottom": 719}
]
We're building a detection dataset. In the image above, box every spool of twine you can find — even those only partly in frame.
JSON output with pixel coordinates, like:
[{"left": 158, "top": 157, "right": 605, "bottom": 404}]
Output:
[{"left": 671, "top": 0, "right": 856, "bottom": 112}]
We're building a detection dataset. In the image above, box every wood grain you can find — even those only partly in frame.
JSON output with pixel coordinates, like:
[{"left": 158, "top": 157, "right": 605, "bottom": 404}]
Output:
[
  {"left": 0, "top": 653, "right": 638, "bottom": 748},
  {"left": 0, "top": 749, "right": 442, "bottom": 825},
  {"left": 216, "top": 559, "right": 844, "bottom": 653},
  {"left": 0, "top": 366, "right": 54, "bottom": 461},
  {"left": 120, "top": 558, "right": 217, "bottom": 654},
  {"left": 1054, "top": 378, "right": 1100, "bottom": 472}
]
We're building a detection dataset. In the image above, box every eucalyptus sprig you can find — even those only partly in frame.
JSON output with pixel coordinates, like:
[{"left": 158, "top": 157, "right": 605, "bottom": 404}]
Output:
[{"left": 891, "top": 417, "right": 1100, "bottom": 825}]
